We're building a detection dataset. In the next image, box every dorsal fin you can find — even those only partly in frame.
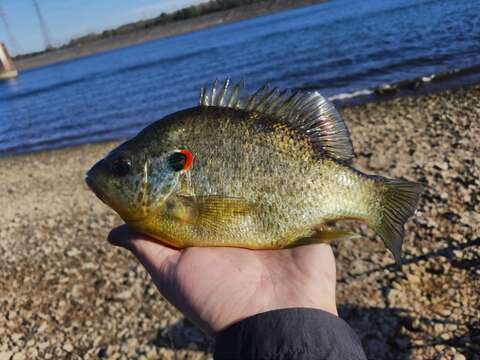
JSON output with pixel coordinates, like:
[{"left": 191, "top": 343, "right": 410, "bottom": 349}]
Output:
[{"left": 199, "top": 79, "right": 355, "bottom": 163}]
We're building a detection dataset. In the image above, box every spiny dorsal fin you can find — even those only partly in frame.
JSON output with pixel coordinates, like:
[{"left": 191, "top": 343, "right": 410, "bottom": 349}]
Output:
[{"left": 199, "top": 79, "right": 355, "bottom": 163}]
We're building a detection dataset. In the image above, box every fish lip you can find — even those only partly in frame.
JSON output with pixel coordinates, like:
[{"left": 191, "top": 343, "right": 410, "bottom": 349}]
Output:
[
  {"left": 85, "top": 167, "right": 140, "bottom": 222},
  {"left": 85, "top": 168, "right": 109, "bottom": 205},
  {"left": 85, "top": 169, "right": 97, "bottom": 192},
  {"left": 85, "top": 170, "right": 92, "bottom": 187},
  {"left": 85, "top": 159, "right": 105, "bottom": 193},
  {"left": 85, "top": 163, "right": 147, "bottom": 223}
]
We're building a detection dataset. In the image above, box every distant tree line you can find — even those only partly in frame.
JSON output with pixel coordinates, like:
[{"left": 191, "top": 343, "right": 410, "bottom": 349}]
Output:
[{"left": 66, "top": 0, "right": 260, "bottom": 47}]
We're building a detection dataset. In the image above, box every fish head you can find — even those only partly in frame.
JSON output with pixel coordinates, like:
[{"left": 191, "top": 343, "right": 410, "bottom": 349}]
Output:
[{"left": 85, "top": 135, "right": 194, "bottom": 223}]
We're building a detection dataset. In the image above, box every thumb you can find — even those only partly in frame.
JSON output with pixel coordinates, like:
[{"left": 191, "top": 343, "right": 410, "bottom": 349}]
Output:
[{"left": 107, "top": 225, "right": 180, "bottom": 274}]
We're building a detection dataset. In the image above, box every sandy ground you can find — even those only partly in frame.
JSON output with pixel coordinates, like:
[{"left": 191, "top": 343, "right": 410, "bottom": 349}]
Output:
[
  {"left": 0, "top": 86, "right": 479, "bottom": 359},
  {"left": 15, "top": 0, "right": 324, "bottom": 71}
]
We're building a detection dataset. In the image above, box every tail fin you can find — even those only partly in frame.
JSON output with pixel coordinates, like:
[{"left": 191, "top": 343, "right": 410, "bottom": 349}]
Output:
[{"left": 371, "top": 178, "right": 423, "bottom": 265}]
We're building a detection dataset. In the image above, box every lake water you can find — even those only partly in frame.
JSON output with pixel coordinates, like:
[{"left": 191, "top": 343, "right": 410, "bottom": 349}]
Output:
[{"left": 1, "top": 0, "right": 480, "bottom": 156}]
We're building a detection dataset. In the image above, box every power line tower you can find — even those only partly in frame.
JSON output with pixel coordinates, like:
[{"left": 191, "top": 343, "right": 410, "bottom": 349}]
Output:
[
  {"left": 32, "top": 0, "right": 53, "bottom": 50},
  {"left": 0, "top": 6, "right": 20, "bottom": 54}
]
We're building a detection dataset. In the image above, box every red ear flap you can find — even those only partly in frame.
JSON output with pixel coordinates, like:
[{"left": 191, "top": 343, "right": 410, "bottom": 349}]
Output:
[{"left": 179, "top": 149, "right": 194, "bottom": 171}]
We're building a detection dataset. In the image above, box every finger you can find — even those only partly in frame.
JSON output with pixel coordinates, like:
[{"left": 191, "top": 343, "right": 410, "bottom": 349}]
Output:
[{"left": 108, "top": 224, "right": 179, "bottom": 272}]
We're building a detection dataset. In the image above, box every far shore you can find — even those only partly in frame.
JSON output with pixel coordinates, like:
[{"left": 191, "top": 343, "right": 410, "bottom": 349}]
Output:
[{"left": 15, "top": 0, "right": 325, "bottom": 71}]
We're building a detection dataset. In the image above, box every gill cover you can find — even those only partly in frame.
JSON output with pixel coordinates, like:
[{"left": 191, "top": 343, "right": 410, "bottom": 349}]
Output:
[{"left": 136, "top": 151, "right": 192, "bottom": 212}]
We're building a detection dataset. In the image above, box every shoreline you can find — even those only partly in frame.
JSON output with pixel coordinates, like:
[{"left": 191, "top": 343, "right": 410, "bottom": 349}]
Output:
[
  {"left": 330, "top": 64, "right": 480, "bottom": 107},
  {"left": 2, "top": 78, "right": 480, "bottom": 158},
  {"left": 14, "top": 0, "right": 325, "bottom": 71},
  {"left": 1, "top": 85, "right": 478, "bottom": 359}
]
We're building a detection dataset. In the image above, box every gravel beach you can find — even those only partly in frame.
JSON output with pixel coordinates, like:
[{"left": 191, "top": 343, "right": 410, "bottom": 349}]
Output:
[{"left": 1, "top": 86, "right": 479, "bottom": 359}]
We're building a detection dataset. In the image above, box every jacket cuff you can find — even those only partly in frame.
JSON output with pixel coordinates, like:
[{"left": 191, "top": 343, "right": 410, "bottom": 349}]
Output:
[{"left": 214, "top": 307, "right": 366, "bottom": 360}]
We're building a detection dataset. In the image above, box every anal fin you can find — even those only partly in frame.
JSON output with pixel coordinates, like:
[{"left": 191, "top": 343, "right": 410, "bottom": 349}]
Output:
[{"left": 286, "top": 230, "right": 358, "bottom": 248}]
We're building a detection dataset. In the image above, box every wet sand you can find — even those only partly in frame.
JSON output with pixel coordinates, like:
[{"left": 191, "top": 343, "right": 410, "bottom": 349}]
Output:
[
  {"left": 0, "top": 86, "right": 479, "bottom": 359},
  {"left": 15, "top": 0, "right": 324, "bottom": 71}
]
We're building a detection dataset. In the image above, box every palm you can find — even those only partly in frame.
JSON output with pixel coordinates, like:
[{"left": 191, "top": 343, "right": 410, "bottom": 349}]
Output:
[{"left": 109, "top": 225, "right": 338, "bottom": 335}]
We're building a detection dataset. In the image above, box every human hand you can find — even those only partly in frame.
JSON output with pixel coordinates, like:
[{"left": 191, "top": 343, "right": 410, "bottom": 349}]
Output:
[{"left": 108, "top": 225, "right": 338, "bottom": 336}]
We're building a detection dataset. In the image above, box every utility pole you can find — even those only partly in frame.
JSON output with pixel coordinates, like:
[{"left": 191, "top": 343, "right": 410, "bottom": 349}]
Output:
[
  {"left": 32, "top": 0, "right": 53, "bottom": 50},
  {"left": 0, "top": 6, "right": 20, "bottom": 54}
]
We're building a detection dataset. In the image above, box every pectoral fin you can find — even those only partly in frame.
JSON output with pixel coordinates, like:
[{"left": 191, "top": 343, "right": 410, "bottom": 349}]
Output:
[
  {"left": 195, "top": 195, "right": 254, "bottom": 230},
  {"left": 169, "top": 194, "right": 254, "bottom": 231}
]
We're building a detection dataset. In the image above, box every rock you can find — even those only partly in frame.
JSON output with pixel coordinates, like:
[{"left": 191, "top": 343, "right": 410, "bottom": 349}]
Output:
[
  {"left": 434, "top": 161, "right": 449, "bottom": 171},
  {"left": 432, "top": 304, "right": 451, "bottom": 317},
  {"left": 0, "top": 352, "right": 13, "bottom": 360},
  {"left": 10, "top": 334, "right": 22, "bottom": 343},
  {"left": 66, "top": 248, "right": 81, "bottom": 257},
  {"left": 11, "top": 353, "right": 25, "bottom": 360},
  {"left": 37, "top": 342, "right": 49, "bottom": 351},
  {"left": 454, "top": 354, "right": 466, "bottom": 360},
  {"left": 406, "top": 273, "right": 421, "bottom": 284},
  {"left": 114, "top": 290, "right": 133, "bottom": 301},
  {"left": 62, "top": 343, "right": 73, "bottom": 353},
  {"left": 434, "top": 323, "right": 443, "bottom": 333},
  {"left": 440, "top": 333, "right": 451, "bottom": 340}
]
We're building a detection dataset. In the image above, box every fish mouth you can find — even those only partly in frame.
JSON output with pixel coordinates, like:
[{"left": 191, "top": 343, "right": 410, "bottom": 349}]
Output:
[
  {"left": 85, "top": 169, "right": 100, "bottom": 195},
  {"left": 85, "top": 166, "right": 143, "bottom": 222},
  {"left": 85, "top": 168, "right": 109, "bottom": 205},
  {"left": 85, "top": 169, "right": 95, "bottom": 191}
]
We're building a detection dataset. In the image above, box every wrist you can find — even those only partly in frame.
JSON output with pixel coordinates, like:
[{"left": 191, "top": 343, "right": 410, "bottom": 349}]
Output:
[{"left": 206, "top": 280, "right": 337, "bottom": 334}]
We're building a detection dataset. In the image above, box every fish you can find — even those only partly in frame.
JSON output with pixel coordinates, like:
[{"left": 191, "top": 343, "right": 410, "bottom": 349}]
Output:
[{"left": 85, "top": 79, "right": 423, "bottom": 264}]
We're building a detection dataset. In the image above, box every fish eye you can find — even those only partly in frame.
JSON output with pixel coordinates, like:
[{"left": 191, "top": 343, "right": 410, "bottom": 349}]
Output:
[
  {"left": 168, "top": 152, "right": 187, "bottom": 172},
  {"left": 111, "top": 156, "right": 132, "bottom": 177}
]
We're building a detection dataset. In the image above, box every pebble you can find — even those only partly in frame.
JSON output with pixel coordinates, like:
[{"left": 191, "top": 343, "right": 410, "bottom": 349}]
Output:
[
  {"left": 0, "top": 352, "right": 13, "bottom": 360},
  {"left": 406, "top": 273, "right": 421, "bottom": 284},
  {"left": 63, "top": 343, "right": 74, "bottom": 353},
  {"left": 11, "top": 353, "right": 25, "bottom": 360}
]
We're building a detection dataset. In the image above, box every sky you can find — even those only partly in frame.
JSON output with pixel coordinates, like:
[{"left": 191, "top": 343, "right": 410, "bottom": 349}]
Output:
[{"left": 0, "top": 0, "right": 207, "bottom": 55}]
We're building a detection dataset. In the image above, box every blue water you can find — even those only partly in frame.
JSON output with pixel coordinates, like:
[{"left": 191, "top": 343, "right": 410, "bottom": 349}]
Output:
[{"left": 1, "top": 0, "right": 480, "bottom": 156}]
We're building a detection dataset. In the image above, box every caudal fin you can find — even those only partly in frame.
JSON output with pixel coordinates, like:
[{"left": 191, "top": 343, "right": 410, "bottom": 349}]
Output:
[{"left": 371, "top": 178, "right": 423, "bottom": 265}]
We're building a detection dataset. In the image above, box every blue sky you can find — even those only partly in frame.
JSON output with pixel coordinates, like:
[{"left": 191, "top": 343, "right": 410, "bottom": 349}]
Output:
[{"left": 0, "top": 0, "right": 206, "bottom": 55}]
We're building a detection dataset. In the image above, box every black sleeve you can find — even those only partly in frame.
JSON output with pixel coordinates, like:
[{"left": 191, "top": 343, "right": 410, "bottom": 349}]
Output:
[{"left": 214, "top": 308, "right": 367, "bottom": 360}]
